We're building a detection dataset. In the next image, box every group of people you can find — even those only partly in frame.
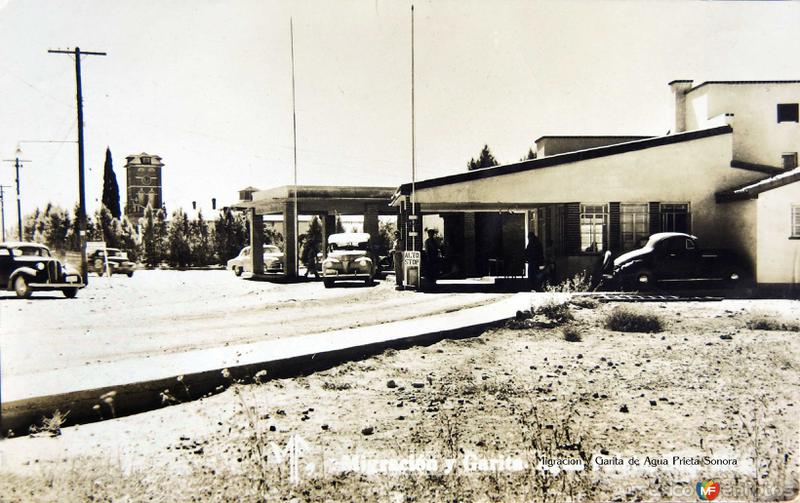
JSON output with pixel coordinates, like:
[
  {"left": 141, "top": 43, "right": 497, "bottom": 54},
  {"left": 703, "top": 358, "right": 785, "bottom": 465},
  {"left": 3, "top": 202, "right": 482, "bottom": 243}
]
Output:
[
  {"left": 391, "top": 228, "right": 440, "bottom": 290},
  {"left": 311, "top": 227, "right": 543, "bottom": 291}
]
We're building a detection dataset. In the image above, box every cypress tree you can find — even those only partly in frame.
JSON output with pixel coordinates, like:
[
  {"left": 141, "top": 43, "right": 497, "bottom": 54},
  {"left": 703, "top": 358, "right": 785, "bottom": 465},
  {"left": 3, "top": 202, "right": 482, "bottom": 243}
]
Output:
[{"left": 101, "top": 147, "right": 121, "bottom": 219}]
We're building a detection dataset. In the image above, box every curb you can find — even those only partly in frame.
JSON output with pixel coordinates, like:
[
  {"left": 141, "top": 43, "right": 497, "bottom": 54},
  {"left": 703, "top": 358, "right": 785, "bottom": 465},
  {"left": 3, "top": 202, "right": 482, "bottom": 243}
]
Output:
[{"left": 1, "top": 294, "right": 529, "bottom": 437}]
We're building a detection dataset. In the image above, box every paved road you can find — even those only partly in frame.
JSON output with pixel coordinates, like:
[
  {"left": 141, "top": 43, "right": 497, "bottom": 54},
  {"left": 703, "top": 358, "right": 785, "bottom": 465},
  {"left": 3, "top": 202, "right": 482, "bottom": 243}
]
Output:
[{"left": 1, "top": 270, "right": 507, "bottom": 378}]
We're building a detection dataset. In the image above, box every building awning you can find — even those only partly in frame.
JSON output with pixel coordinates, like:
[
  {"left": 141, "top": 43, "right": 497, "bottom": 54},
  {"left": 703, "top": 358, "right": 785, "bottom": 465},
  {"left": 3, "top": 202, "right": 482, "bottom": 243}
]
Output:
[
  {"left": 393, "top": 125, "right": 733, "bottom": 204},
  {"left": 229, "top": 185, "right": 397, "bottom": 215},
  {"left": 716, "top": 167, "right": 800, "bottom": 202}
]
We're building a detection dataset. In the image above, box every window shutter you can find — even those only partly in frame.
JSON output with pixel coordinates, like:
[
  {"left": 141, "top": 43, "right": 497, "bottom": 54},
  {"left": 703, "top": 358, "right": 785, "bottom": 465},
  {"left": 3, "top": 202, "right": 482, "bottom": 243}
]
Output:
[
  {"left": 609, "top": 202, "right": 620, "bottom": 252},
  {"left": 566, "top": 202, "right": 580, "bottom": 254},
  {"left": 649, "top": 202, "right": 661, "bottom": 235}
]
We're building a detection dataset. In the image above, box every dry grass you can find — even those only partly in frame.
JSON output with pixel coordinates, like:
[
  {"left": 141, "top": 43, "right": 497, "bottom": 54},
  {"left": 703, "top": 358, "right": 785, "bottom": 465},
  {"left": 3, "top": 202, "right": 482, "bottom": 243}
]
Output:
[
  {"left": 605, "top": 306, "right": 664, "bottom": 333},
  {"left": 562, "top": 324, "right": 583, "bottom": 342},
  {"left": 2, "top": 299, "right": 799, "bottom": 502},
  {"left": 744, "top": 313, "right": 800, "bottom": 332}
]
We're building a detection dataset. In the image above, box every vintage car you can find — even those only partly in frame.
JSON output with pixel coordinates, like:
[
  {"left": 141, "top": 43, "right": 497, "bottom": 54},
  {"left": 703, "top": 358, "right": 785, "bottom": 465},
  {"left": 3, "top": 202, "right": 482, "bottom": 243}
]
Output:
[
  {"left": 0, "top": 242, "right": 84, "bottom": 298},
  {"left": 227, "top": 244, "right": 284, "bottom": 276},
  {"left": 89, "top": 247, "right": 136, "bottom": 277},
  {"left": 321, "top": 232, "right": 376, "bottom": 288},
  {"left": 604, "top": 232, "right": 749, "bottom": 290}
]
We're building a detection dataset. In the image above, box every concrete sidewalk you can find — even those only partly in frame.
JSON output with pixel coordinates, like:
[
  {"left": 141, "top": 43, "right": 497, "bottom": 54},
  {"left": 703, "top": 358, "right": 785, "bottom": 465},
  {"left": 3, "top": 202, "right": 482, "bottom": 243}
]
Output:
[{"left": 1, "top": 292, "right": 531, "bottom": 436}]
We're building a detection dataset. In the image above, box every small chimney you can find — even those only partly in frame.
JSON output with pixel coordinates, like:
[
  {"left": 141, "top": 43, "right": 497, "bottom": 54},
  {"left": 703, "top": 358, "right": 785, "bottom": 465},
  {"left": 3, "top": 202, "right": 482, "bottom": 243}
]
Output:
[{"left": 669, "top": 80, "right": 693, "bottom": 133}]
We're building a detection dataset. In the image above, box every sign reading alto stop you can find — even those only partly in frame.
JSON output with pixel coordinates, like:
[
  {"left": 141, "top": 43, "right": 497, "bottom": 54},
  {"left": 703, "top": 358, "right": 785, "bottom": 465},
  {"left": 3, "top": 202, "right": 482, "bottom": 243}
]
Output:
[{"left": 403, "top": 250, "right": 421, "bottom": 289}]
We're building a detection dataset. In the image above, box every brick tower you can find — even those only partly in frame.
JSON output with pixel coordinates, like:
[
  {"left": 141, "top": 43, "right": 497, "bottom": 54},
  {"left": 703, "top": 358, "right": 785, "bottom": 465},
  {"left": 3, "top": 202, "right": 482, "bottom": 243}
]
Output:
[{"left": 124, "top": 153, "right": 164, "bottom": 222}]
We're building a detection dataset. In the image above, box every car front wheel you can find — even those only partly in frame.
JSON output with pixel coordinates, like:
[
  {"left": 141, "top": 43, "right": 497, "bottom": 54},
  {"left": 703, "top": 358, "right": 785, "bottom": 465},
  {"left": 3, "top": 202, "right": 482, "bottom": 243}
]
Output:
[
  {"left": 234, "top": 266, "right": 243, "bottom": 277},
  {"left": 14, "top": 276, "right": 31, "bottom": 298},
  {"left": 62, "top": 287, "right": 79, "bottom": 299},
  {"left": 323, "top": 278, "right": 335, "bottom": 288}
]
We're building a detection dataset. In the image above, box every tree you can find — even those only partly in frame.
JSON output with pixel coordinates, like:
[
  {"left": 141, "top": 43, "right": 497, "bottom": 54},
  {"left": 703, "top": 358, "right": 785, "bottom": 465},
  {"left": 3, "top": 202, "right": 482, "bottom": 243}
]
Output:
[
  {"left": 303, "top": 216, "right": 323, "bottom": 246},
  {"left": 141, "top": 206, "right": 158, "bottom": 268},
  {"left": 167, "top": 209, "right": 191, "bottom": 268},
  {"left": 154, "top": 208, "right": 168, "bottom": 265},
  {"left": 520, "top": 147, "right": 537, "bottom": 161},
  {"left": 23, "top": 206, "right": 42, "bottom": 242},
  {"left": 119, "top": 217, "right": 139, "bottom": 262},
  {"left": 467, "top": 144, "right": 499, "bottom": 171},
  {"left": 66, "top": 204, "right": 83, "bottom": 251},
  {"left": 213, "top": 208, "right": 248, "bottom": 264},
  {"left": 189, "top": 210, "right": 213, "bottom": 266},
  {"left": 377, "top": 219, "right": 397, "bottom": 254},
  {"left": 43, "top": 205, "right": 70, "bottom": 252},
  {"left": 101, "top": 147, "right": 121, "bottom": 219},
  {"left": 93, "top": 206, "right": 121, "bottom": 248}
]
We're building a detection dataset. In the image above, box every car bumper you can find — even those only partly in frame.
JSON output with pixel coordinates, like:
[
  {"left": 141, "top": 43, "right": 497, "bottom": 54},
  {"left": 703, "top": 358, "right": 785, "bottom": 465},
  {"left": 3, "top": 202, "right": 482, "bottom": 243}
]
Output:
[
  {"left": 322, "top": 272, "right": 372, "bottom": 280},
  {"left": 29, "top": 279, "right": 85, "bottom": 290}
]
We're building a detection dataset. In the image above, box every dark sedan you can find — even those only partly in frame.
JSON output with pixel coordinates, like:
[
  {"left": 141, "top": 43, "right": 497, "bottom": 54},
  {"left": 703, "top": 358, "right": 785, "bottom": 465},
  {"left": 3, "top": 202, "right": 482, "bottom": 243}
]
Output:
[{"left": 603, "top": 232, "right": 749, "bottom": 290}]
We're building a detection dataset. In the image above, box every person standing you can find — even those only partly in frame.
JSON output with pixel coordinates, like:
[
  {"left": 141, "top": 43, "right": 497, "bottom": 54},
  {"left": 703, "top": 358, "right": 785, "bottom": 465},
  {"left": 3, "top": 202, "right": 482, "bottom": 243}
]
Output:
[
  {"left": 302, "top": 239, "right": 319, "bottom": 278},
  {"left": 525, "top": 231, "right": 544, "bottom": 291},
  {"left": 392, "top": 230, "right": 404, "bottom": 290},
  {"left": 424, "top": 229, "right": 440, "bottom": 285}
]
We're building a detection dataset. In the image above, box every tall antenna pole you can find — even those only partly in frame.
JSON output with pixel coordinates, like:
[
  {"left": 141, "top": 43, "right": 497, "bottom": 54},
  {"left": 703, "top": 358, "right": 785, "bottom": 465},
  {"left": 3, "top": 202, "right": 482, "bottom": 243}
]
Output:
[
  {"left": 410, "top": 4, "right": 417, "bottom": 252},
  {"left": 48, "top": 47, "right": 106, "bottom": 285},
  {"left": 290, "top": 18, "right": 299, "bottom": 278}
]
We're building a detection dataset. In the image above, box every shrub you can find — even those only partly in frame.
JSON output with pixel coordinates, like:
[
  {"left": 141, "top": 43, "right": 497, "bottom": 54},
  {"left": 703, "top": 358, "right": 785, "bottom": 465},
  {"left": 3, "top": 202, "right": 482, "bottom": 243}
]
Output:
[
  {"left": 545, "top": 271, "right": 592, "bottom": 293},
  {"left": 605, "top": 306, "right": 664, "bottom": 333},
  {"left": 570, "top": 296, "right": 599, "bottom": 309},
  {"left": 29, "top": 409, "right": 69, "bottom": 437},
  {"left": 745, "top": 314, "right": 800, "bottom": 332},
  {"left": 562, "top": 325, "right": 583, "bottom": 342},
  {"left": 535, "top": 297, "right": 574, "bottom": 325}
]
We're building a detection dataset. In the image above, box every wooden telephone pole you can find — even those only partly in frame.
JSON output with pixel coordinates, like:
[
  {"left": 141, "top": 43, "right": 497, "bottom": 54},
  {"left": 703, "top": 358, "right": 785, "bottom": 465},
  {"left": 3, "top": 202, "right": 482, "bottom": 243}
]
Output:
[{"left": 48, "top": 47, "right": 106, "bottom": 284}]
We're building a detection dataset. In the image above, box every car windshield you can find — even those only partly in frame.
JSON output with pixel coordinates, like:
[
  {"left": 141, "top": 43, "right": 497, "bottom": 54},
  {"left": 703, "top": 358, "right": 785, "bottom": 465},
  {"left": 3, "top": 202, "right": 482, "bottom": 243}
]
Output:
[
  {"left": 263, "top": 245, "right": 281, "bottom": 254},
  {"left": 13, "top": 246, "right": 50, "bottom": 257},
  {"left": 329, "top": 241, "right": 369, "bottom": 252}
]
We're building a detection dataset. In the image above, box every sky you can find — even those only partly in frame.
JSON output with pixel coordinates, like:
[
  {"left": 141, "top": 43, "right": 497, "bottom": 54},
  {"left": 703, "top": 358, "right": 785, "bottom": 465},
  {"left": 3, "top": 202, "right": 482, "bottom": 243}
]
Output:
[{"left": 0, "top": 0, "right": 799, "bottom": 228}]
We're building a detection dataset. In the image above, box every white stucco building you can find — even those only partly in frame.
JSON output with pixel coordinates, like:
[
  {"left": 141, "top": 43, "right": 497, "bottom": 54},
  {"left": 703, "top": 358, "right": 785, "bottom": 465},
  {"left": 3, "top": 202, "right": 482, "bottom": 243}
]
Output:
[{"left": 392, "top": 80, "right": 800, "bottom": 292}]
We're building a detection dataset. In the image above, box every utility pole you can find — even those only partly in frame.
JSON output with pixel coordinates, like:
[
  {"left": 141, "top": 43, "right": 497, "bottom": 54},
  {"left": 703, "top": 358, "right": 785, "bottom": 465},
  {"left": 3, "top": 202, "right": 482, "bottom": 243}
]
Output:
[
  {"left": 2, "top": 152, "right": 31, "bottom": 241},
  {"left": 48, "top": 47, "right": 106, "bottom": 284},
  {"left": 0, "top": 184, "right": 11, "bottom": 241}
]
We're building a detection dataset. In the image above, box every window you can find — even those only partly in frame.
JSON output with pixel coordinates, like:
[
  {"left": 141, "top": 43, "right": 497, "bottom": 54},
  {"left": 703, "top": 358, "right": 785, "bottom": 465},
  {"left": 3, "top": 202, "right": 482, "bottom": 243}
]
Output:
[
  {"left": 141, "top": 156, "right": 152, "bottom": 164},
  {"left": 580, "top": 203, "right": 608, "bottom": 252},
  {"left": 793, "top": 205, "right": 800, "bottom": 238},
  {"left": 783, "top": 152, "right": 798, "bottom": 170},
  {"left": 660, "top": 203, "right": 691, "bottom": 233},
  {"left": 777, "top": 103, "right": 799, "bottom": 123},
  {"left": 620, "top": 203, "right": 649, "bottom": 251}
]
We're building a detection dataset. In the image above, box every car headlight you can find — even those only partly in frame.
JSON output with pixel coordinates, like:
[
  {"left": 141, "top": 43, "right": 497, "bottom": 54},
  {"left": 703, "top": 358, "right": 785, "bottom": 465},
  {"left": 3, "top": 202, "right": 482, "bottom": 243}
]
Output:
[{"left": 36, "top": 262, "right": 45, "bottom": 271}]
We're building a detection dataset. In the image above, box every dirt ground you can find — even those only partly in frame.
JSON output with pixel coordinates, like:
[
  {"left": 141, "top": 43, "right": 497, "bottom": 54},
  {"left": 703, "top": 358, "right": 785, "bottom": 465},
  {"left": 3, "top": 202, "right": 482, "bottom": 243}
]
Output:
[
  {"left": 0, "top": 296, "right": 798, "bottom": 502},
  {"left": 1, "top": 270, "right": 505, "bottom": 377}
]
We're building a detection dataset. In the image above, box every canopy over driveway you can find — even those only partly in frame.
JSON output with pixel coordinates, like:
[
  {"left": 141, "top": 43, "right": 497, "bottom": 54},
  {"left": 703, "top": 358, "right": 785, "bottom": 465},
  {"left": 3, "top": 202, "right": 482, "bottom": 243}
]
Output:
[{"left": 231, "top": 185, "right": 396, "bottom": 277}]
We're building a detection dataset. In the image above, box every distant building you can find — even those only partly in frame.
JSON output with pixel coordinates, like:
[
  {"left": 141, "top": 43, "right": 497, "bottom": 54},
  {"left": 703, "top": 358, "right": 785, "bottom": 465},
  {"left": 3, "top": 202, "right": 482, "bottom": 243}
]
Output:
[{"left": 125, "top": 153, "right": 164, "bottom": 221}]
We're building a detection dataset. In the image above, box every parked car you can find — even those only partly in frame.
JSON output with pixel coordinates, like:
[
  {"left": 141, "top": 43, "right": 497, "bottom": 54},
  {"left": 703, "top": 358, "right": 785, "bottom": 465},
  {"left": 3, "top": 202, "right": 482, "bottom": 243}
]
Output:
[
  {"left": 227, "top": 244, "right": 284, "bottom": 276},
  {"left": 603, "top": 232, "right": 749, "bottom": 290},
  {"left": 0, "top": 242, "right": 84, "bottom": 298},
  {"left": 321, "top": 232, "right": 376, "bottom": 288},
  {"left": 89, "top": 247, "right": 136, "bottom": 277}
]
